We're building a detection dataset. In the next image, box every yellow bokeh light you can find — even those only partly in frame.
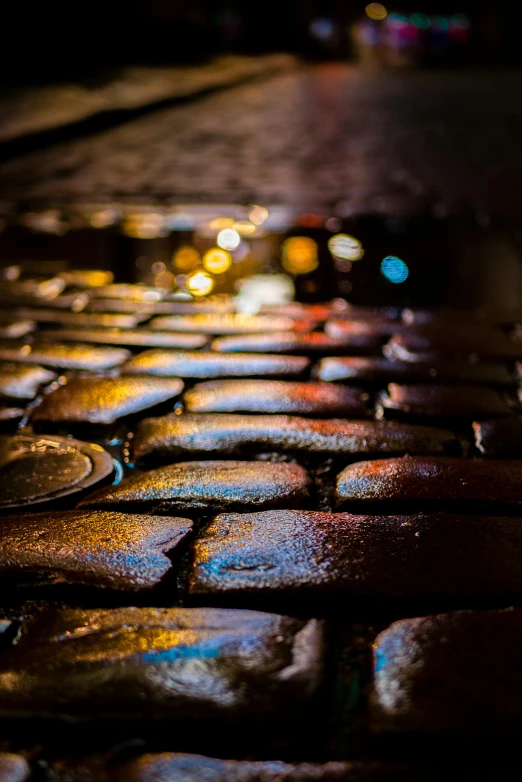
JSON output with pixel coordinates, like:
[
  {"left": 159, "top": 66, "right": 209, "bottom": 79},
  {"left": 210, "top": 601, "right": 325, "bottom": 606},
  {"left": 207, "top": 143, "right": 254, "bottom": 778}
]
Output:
[
  {"left": 328, "top": 234, "right": 365, "bottom": 261},
  {"left": 63, "top": 270, "right": 113, "bottom": 288},
  {"left": 281, "top": 237, "right": 319, "bottom": 275},
  {"left": 249, "top": 205, "right": 269, "bottom": 225},
  {"left": 233, "top": 220, "right": 257, "bottom": 236},
  {"left": 203, "top": 248, "right": 232, "bottom": 274},
  {"left": 187, "top": 270, "right": 214, "bottom": 297},
  {"left": 217, "top": 228, "right": 241, "bottom": 251},
  {"left": 123, "top": 213, "right": 164, "bottom": 239},
  {"left": 172, "top": 246, "right": 201, "bottom": 271},
  {"left": 88, "top": 271, "right": 113, "bottom": 287},
  {"left": 155, "top": 270, "right": 176, "bottom": 290},
  {"left": 89, "top": 209, "right": 118, "bottom": 229},
  {"left": 209, "top": 217, "right": 235, "bottom": 232},
  {"left": 365, "top": 2, "right": 387, "bottom": 21}
]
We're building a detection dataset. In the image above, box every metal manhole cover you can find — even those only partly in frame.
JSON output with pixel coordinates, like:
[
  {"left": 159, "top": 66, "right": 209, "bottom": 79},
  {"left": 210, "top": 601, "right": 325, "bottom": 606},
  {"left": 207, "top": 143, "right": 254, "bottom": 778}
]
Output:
[{"left": 0, "top": 435, "right": 114, "bottom": 510}]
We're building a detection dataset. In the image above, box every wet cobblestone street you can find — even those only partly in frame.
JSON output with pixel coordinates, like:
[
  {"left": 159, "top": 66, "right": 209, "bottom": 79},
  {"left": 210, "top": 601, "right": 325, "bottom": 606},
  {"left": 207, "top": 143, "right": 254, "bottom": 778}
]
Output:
[
  {"left": 3, "top": 52, "right": 522, "bottom": 780},
  {"left": 2, "top": 64, "right": 522, "bottom": 216}
]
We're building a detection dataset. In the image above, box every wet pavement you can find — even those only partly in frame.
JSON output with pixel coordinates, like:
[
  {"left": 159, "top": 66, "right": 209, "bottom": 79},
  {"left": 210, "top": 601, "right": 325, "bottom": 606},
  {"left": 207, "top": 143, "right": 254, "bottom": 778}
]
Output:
[
  {"left": 2, "top": 61, "right": 522, "bottom": 779},
  {"left": 0, "top": 56, "right": 293, "bottom": 145},
  {"left": 2, "top": 64, "right": 522, "bottom": 216},
  {"left": 1, "top": 245, "right": 522, "bottom": 777}
]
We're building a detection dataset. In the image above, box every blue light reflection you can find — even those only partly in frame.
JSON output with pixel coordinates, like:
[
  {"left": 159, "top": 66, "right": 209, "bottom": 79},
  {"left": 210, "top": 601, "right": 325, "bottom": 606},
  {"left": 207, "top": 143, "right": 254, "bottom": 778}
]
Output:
[{"left": 381, "top": 256, "right": 409, "bottom": 284}]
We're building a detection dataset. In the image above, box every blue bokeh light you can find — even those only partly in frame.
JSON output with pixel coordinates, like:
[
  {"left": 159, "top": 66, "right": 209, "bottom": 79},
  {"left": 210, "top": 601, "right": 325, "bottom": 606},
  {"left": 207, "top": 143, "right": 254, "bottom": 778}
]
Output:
[{"left": 381, "top": 255, "right": 409, "bottom": 284}]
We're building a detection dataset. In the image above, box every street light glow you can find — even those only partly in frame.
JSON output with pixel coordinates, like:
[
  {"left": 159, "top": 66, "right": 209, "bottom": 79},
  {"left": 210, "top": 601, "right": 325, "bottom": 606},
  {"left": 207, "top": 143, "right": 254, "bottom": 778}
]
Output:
[
  {"left": 233, "top": 220, "right": 257, "bottom": 236},
  {"left": 203, "top": 248, "right": 232, "bottom": 274},
  {"left": 282, "top": 237, "right": 319, "bottom": 275},
  {"left": 172, "top": 246, "right": 200, "bottom": 271},
  {"left": 209, "top": 217, "right": 234, "bottom": 232},
  {"left": 381, "top": 256, "right": 409, "bottom": 284},
  {"left": 187, "top": 270, "right": 215, "bottom": 296},
  {"left": 217, "top": 228, "right": 241, "bottom": 250},
  {"left": 365, "top": 3, "right": 388, "bottom": 21},
  {"left": 328, "top": 234, "right": 364, "bottom": 261},
  {"left": 249, "top": 205, "right": 269, "bottom": 225}
]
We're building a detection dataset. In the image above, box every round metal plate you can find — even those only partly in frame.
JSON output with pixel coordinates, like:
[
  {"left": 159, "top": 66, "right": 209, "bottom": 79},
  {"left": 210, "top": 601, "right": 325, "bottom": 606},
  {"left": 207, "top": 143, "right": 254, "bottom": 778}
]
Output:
[{"left": 0, "top": 434, "right": 114, "bottom": 510}]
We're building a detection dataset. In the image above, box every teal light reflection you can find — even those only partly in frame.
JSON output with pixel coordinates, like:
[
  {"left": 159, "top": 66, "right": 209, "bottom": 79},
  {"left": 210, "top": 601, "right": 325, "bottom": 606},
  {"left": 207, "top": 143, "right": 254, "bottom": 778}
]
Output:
[{"left": 381, "top": 256, "right": 409, "bottom": 284}]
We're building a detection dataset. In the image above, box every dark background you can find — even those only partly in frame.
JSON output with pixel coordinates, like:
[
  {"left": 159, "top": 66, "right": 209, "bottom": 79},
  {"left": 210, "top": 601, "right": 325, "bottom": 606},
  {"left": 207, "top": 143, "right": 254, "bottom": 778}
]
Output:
[{"left": 3, "top": 0, "right": 522, "bottom": 84}]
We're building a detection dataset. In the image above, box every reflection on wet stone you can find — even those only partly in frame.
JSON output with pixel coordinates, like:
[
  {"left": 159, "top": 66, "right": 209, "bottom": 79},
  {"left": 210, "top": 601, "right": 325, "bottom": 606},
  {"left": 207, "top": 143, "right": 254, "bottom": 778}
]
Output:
[
  {"left": 385, "top": 330, "right": 522, "bottom": 363},
  {"left": 325, "top": 319, "right": 403, "bottom": 339},
  {"left": 0, "top": 320, "right": 35, "bottom": 339},
  {"left": 31, "top": 376, "right": 184, "bottom": 425},
  {"left": 123, "top": 351, "right": 310, "bottom": 378},
  {"left": 260, "top": 303, "right": 339, "bottom": 320},
  {"left": 0, "top": 361, "right": 56, "bottom": 401},
  {"left": 211, "top": 332, "right": 383, "bottom": 354},
  {"left": 0, "top": 607, "right": 323, "bottom": 720},
  {"left": 0, "top": 408, "right": 25, "bottom": 427},
  {"left": 39, "top": 328, "right": 209, "bottom": 349},
  {"left": 318, "top": 357, "right": 514, "bottom": 386},
  {"left": 8, "top": 309, "right": 145, "bottom": 329},
  {"left": 473, "top": 416, "right": 522, "bottom": 456},
  {"left": 134, "top": 414, "right": 459, "bottom": 462},
  {"left": 80, "top": 460, "right": 311, "bottom": 512},
  {"left": 88, "top": 283, "right": 164, "bottom": 302},
  {"left": 378, "top": 384, "right": 513, "bottom": 420},
  {"left": 114, "top": 753, "right": 420, "bottom": 782},
  {"left": 189, "top": 510, "right": 522, "bottom": 603},
  {"left": 3, "top": 198, "right": 522, "bottom": 765},
  {"left": 336, "top": 456, "right": 522, "bottom": 510},
  {"left": 0, "top": 755, "right": 30, "bottom": 782},
  {"left": 0, "top": 342, "right": 131, "bottom": 371},
  {"left": 184, "top": 381, "right": 370, "bottom": 416},
  {"left": 0, "top": 510, "right": 192, "bottom": 590},
  {"left": 150, "top": 313, "right": 307, "bottom": 334},
  {"left": 372, "top": 610, "right": 522, "bottom": 734}
]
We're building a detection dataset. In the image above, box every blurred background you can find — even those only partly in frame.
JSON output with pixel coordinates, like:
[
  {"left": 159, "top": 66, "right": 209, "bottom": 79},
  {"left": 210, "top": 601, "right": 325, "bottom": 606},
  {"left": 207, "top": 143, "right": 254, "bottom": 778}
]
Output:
[
  {"left": 1, "top": 1, "right": 516, "bottom": 78},
  {"left": 0, "top": 1, "right": 522, "bottom": 309}
]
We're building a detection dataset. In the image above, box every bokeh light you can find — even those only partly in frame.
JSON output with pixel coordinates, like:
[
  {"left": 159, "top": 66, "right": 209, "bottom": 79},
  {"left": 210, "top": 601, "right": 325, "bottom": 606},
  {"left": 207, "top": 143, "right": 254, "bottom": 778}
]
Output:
[
  {"left": 381, "top": 256, "right": 409, "bottom": 284},
  {"left": 282, "top": 237, "right": 319, "bottom": 275},
  {"left": 233, "top": 220, "right": 257, "bottom": 236},
  {"left": 217, "top": 228, "right": 241, "bottom": 251},
  {"left": 172, "top": 246, "right": 201, "bottom": 272},
  {"left": 209, "top": 217, "right": 234, "bottom": 232},
  {"left": 310, "top": 17, "right": 336, "bottom": 42},
  {"left": 203, "top": 248, "right": 232, "bottom": 274},
  {"left": 249, "top": 205, "right": 269, "bottom": 225},
  {"left": 325, "top": 217, "right": 342, "bottom": 233},
  {"left": 187, "top": 270, "right": 214, "bottom": 297},
  {"left": 21, "top": 210, "right": 65, "bottom": 235},
  {"left": 411, "top": 12, "right": 431, "bottom": 30},
  {"left": 75, "top": 270, "right": 113, "bottom": 287},
  {"left": 237, "top": 275, "right": 295, "bottom": 313},
  {"left": 328, "top": 234, "right": 364, "bottom": 261},
  {"left": 89, "top": 208, "right": 119, "bottom": 229},
  {"left": 142, "top": 290, "right": 162, "bottom": 302},
  {"left": 387, "top": 12, "right": 409, "bottom": 29},
  {"left": 123, "top": 213, "right": 165, "bottom": 239},
  {"left": 365, "top": 3, "right": 388, "bottom": 21},
  {"left": 155, "top": 270, "right": 175, "bottom": 289}
]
